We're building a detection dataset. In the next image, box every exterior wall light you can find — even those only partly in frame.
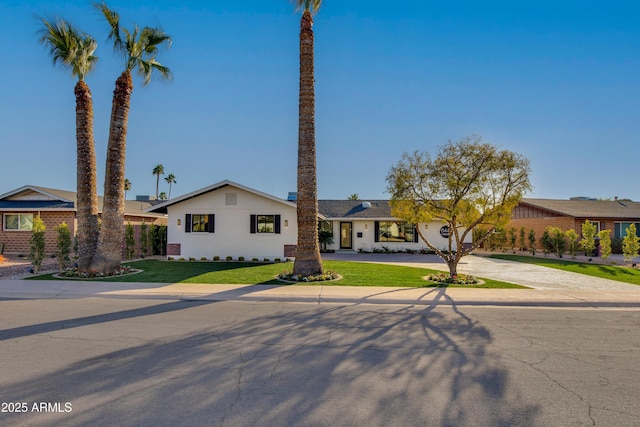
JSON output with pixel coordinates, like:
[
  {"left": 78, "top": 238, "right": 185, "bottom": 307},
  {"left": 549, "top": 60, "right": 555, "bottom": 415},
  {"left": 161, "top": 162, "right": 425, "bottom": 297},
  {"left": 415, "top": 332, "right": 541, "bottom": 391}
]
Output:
[
  {"left": 284, "top": 220, "right": 289, "bottom": 227},
  {"left": 177, "top": 219, "right": 181, "bottom": 226}
]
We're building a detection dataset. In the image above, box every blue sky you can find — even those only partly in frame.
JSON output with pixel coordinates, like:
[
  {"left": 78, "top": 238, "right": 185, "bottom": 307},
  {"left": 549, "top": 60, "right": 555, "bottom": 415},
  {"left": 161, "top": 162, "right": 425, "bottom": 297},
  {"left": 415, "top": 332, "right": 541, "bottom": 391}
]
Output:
[{"left": 1, "top": 1, "right": 639, "bottom": 201}]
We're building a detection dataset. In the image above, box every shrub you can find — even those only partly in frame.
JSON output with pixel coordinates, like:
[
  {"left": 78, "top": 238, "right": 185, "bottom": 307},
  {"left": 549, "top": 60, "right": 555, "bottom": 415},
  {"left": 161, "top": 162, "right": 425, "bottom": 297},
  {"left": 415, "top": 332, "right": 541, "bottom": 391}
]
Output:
[
  {"left": 528, "top": 229, "right": 536, "bottom": 255},
  {"left": 226, "top": 256, "right": 233, "bottom": 261},
  {"left": 565, "top": 229, "right": 579, "bottom": 259},
  {"left": 189, "top": 257, "right": 196, "bottom": 261},
  {"left": 426, "top": 272, "right": 479, "bottom": 285},
  {"left": 580, "top": 220, "right": 598, "bottom": 256},
  {"left": 200, "top": 257, "right": 207, "bottom": 261},
  {"left": 178, "top": 257, "right": 186, "bottom": 261},
  {"left": 213, "top": 256, "right": 220, "bottom": 261},
  {"left": 167, "top": 257, "right": 174, "bottom": 261},
  {"left": 263, "top": 258, "right": 270, "bottom": 262},
  {"left": 274, "top": 258, "right": 281, "bottom": 262},
  {"left": 55, "top": 222, "right": 72, "bottom": 270},
  {"left": 599, "top": 230, "right": 612, "bottom": 261},
  {"left": 29, "top": 216, "right": 46, "bottom": 273},
  {"left": 622, "top": 223, "right": 640, "bottom": 262},
  {"left": 140, "top": 221, "right": 149, "bottom": 257},
  {"left": 125, "top": 222, "right": 136, "bottom": 260},
  {"left": 252, "top": 258, "right": 259, "bottom": 262},
  {"left": 611, "top": 237, "right": 623, "bottom": 254},
  {"left": 238, "top": 256, "right": 245, "bottom": 261},
  {"left": 540, "top": 229, "right": 553, "bottom": 256}
]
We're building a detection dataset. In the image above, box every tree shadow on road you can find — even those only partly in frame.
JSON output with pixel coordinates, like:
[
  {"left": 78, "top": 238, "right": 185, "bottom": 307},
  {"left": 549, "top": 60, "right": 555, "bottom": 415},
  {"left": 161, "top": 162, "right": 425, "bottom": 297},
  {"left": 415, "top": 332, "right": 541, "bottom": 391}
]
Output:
[{"left": 0, "top": 296, "right": 540, "bottom": 426}]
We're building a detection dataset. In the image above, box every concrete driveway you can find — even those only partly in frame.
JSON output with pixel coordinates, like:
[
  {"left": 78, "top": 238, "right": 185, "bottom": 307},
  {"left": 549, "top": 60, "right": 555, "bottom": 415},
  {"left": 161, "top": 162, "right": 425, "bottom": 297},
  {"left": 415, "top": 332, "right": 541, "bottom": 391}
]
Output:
[{"left": 321, "top": 252, "right": 639, "bottom": 290}]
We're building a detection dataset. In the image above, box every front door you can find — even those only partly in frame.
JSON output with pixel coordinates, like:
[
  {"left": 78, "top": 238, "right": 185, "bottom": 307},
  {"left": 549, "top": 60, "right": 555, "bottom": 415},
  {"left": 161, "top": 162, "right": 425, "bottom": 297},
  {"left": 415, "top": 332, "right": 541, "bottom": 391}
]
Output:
[{"left": 340, "top": 222, "right": 352, "bottom": 249}]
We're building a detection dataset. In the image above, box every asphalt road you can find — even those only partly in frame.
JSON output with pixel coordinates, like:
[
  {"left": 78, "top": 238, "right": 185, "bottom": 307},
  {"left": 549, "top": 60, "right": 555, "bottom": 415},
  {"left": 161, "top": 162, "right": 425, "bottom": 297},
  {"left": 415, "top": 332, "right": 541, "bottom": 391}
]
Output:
[{"left": 1, "top": 298, "right": 639, "bottom": 426}]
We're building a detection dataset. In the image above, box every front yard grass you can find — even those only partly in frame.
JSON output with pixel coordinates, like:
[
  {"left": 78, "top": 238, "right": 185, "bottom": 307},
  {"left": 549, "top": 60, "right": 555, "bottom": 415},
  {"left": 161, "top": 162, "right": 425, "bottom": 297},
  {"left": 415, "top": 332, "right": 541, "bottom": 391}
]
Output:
[
  {"left": 30, "top": 259, "right": 525, "bottom": 288},
  {"left": 490, "top": 254, "right": 640, "bottom": 286}
]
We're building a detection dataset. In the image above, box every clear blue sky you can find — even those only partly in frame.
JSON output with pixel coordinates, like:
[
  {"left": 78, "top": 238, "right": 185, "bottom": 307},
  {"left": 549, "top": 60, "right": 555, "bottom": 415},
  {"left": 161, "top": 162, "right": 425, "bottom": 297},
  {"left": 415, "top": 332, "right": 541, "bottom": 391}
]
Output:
[{"left": 1, "top": 1, "right": 639, "bottom": 201}]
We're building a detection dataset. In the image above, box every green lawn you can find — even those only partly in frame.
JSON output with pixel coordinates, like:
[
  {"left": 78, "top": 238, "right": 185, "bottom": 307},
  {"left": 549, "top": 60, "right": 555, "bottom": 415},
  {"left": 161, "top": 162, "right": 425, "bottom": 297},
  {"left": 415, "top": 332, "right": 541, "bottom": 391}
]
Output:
[
  {"left": 31, "top": 259, "right": 525, "bottom": 288},
  {"left": 490, "top": 254, "right": 640, "bottom": 286}
]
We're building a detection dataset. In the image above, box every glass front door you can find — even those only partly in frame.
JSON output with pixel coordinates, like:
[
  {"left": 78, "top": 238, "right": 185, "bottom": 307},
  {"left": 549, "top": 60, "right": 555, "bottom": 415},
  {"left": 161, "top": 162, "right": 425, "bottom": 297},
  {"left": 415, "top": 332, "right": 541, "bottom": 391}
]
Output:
[{"left": 340, "top": 222, "right": 352, "bottom": 249}]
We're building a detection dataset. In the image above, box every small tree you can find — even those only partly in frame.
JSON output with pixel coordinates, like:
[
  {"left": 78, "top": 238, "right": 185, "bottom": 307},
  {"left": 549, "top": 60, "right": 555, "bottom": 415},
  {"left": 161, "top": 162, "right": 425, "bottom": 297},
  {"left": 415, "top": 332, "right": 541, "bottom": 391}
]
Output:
[
  {"left": 508, "top": 227, "right": 517, "bottom": 253},
  {"left": 519, "top": 227, "right": 526, "bottom": 251},
  {"left": 598, "top": 230, "right": 612, "bottom": 262},
  {"left": 565, "top": 229, "right": 579, "bottom": 259},
  {"left": 386, "top": 135, "right": 532, "bottom": 276},
  {"left": 528, "top": 229, "right": 536, "bottom": 255},
  {"left": 140, "top": 221, "right": 149, "bottom": 257},
  {"left": 55, "top": 222, "right": 72, "bottom": 270},
  {"left": 125, "top": 222, "right": 136, "bottom": 260},
  {"left": 580, "top": 220, "right": 597, "bottom": 256},
  {"left": 29, "top": 216, "right": 46, "bottom": 273},
  {"left": 622, "top": 223, "right": 640, "bottom": 262}
]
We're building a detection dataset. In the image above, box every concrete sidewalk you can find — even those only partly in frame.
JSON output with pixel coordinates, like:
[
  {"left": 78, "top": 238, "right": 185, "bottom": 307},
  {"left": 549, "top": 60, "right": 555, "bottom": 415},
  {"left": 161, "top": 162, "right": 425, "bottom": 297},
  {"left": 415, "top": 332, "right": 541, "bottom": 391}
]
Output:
[{"left": 2, "top": 279, "right": 640, "bottom": 308}]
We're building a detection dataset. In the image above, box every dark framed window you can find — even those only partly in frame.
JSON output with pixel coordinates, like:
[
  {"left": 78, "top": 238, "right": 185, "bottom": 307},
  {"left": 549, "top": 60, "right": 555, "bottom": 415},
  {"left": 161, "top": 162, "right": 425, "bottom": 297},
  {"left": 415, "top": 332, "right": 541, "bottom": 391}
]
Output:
[
  {"left": 375, "top": 221, "right": 417, "bottom": 243},
  {"left": 185, "top": 214, "right": 215, "bottom": 233},
  {"left": 614, "top": 222, "right": 640, "bottom": 239},
  {"left": 250, "top": 214, "right": 281, "bottom": 234}
]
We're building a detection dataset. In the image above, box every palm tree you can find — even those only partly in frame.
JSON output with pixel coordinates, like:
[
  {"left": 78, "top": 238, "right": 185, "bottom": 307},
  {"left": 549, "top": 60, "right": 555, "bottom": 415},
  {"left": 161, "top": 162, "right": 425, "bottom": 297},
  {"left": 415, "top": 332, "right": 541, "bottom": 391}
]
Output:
[
  {"left": 124, "top": 178, "right": 132, "bottom": 199},
  {"left": 91, "top": 2, "right": 172, "bottom": 273},
  {"left": 293, "top": 0, "right": 323, "bottom": 276},
  {"left": 348, "top": 193, "right": 359, "bottom": 200},
  {"left": 158, "top": 192, "right": 168, "bottom": 201},
  {"left": 152, "top": 164, "right": 164, "bottom": 199},
  {"left": 164, "top": 173, "right": 176, "bottom": 199},
  {"left": 38, "top": 17, "right": 99, "bottom": 271}
]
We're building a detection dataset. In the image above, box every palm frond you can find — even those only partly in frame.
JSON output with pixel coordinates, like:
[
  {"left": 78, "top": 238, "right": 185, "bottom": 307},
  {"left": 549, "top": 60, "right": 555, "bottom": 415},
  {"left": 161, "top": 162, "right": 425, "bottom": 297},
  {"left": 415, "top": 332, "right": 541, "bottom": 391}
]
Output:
[
  {"left": 294, "top": 0, "right": 322, "bottom": 14},
  {"left": 95, "top": 2, "right": 123, "bottom": 51},
  {"left": 38, "top": 16, "right": 98, "bottom": 81}
]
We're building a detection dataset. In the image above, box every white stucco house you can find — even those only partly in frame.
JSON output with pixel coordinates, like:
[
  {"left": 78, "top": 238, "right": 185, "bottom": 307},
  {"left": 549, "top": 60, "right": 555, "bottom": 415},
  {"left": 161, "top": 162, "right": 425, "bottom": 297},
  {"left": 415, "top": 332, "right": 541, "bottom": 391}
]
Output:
[
  {"left": 146, "top": 180, "right": 472, "bottom": 260},
  {"left": 146, "top": 180, "right": 299, "bottom": 260}
]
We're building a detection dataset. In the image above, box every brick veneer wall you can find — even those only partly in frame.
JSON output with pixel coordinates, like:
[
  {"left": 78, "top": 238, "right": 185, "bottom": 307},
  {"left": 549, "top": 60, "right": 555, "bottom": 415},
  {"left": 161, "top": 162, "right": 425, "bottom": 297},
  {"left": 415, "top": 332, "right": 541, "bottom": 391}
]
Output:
[{"left": 0, "top": 211, "right": 76, "bottom": 255}]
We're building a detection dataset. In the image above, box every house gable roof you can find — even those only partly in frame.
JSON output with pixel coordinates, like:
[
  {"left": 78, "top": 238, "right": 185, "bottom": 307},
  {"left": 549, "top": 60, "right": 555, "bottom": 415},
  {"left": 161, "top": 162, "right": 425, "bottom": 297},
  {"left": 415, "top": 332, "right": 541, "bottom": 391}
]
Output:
[
  {"left": 146, "top": 180, "right": 298, "bottom": 214},
  {"left": 0, "top": 185, "right": 164, "bottom": 219},
  {"left": 520, "top": 198, "right": 640, "bottom": 219}
]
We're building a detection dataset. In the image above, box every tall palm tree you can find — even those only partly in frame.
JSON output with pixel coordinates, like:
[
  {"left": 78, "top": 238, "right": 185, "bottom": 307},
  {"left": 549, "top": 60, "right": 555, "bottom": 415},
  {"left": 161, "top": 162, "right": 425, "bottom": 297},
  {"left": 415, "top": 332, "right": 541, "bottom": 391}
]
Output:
[
  {"left": 164, "top": 173, "right": 176, "bottom": 199},
  {"left": 293, "top": 0, "right": 323, "bottom": 276},
  {"left": 38, "top": 17, "right": 99, "bottom": 271},
  {"left": 91, "top": 2, "right": 172, "bottom": 273},
  {"left": 152, "top": 164, "right": 164, "bottom": 199},
  {"left": 124, "top": 178, "right": 132, "bottom": 199}
]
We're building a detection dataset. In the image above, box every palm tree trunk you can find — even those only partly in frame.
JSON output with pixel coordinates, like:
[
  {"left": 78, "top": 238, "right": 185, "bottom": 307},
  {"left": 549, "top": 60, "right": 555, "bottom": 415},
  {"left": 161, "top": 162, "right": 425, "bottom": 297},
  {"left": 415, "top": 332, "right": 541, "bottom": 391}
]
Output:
[
  {"left": 74, "top": 80, "right": 99, "bottom": 271},
  {"left": 293, "top": 10, "right": 323, "bottom": 276},
  {"left": 91, "top": 71, "right": 133, "bottom": 272}
]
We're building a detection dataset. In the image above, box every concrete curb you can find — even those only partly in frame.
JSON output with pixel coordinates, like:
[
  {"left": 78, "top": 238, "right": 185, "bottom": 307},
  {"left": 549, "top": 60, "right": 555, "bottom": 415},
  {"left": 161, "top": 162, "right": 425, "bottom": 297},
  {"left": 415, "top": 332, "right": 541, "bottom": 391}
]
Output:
[{"left": 2, "top": 280, "right": 640, "bottom": 308}]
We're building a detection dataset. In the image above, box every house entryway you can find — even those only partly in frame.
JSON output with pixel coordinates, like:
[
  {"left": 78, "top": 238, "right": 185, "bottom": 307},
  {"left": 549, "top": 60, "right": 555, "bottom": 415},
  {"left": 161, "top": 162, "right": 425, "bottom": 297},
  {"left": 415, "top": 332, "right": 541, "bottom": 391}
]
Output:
[{"left": 340, "top": 222, "right": 353, "bottom": 250}]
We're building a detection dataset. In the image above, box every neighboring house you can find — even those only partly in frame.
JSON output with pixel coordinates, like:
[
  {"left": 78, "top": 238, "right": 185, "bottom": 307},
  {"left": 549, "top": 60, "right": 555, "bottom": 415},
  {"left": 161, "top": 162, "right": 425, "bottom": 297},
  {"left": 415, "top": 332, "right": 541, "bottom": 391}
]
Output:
[
  {"left": 0, "top": 185, "right": 166, "bottom": 255},
  {"left": 147, "top": 180, "right": 472, "bottom": 260},
  {"left": 507, "top": 198, "right": 640, "bottom": 247}
]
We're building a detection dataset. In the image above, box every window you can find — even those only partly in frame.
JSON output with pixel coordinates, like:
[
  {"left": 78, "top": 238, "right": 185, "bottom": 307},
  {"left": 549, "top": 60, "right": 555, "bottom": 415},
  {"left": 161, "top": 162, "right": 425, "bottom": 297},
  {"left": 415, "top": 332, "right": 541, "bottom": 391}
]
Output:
[
  {"left": 4, "top": 214, "right": 33, "bottom": 231},
  {"left": 614, "top": 222, "right": 640, "bottom": 239},
  {"left": 184, "top": 214, "right": 215, "bottom": 233},
  {"left": 250, "top": 214, "right": 281, "bottom": 234},
  {"left": 318, "top": 220, "right": 333, "bottom": 234},
  {"left": 375, "top": 221, "right": 416, "bottom": 243}
]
